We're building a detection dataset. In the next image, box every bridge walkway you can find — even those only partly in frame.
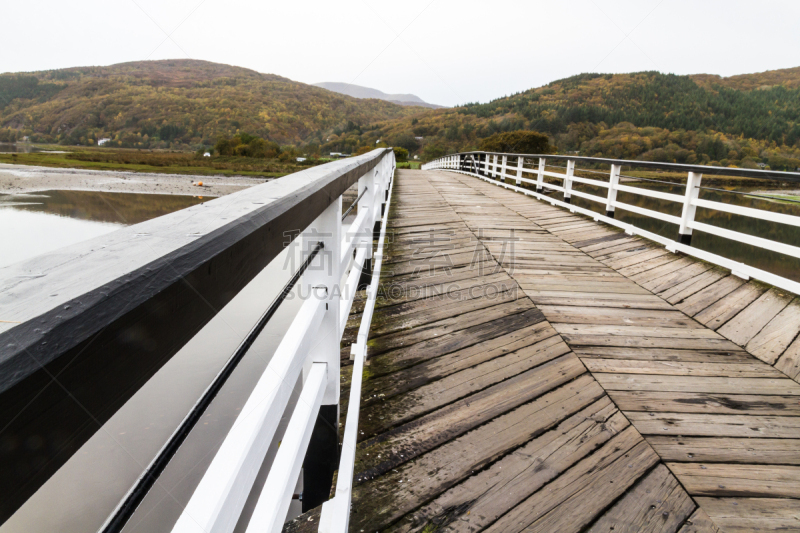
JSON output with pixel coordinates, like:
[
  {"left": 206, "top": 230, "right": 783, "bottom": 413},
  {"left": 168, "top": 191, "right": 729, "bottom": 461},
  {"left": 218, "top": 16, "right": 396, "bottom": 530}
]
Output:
[{"left": 287, "top": 169, "right": 800, "bottom": 533}]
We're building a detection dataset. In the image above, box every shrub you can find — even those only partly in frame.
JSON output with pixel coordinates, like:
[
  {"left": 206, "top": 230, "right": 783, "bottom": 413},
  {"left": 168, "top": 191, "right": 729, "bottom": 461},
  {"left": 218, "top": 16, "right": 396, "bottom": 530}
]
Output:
[{"left": 479, "top": 130, "right": 553, "bottom": 154}]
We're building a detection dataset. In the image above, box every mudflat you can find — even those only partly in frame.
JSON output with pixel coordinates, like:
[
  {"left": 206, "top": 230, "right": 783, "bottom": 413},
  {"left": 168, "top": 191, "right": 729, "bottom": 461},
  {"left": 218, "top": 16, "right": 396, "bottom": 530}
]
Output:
[{"left": 0, "top": 163, "right": 267, "bottom": 197}]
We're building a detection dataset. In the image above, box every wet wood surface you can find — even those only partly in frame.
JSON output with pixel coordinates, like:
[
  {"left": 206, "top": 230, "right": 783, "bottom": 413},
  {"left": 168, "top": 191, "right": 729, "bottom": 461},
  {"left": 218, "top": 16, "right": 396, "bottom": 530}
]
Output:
[{"left": 285, "top": 169, "right": 800, "bottom": 533}]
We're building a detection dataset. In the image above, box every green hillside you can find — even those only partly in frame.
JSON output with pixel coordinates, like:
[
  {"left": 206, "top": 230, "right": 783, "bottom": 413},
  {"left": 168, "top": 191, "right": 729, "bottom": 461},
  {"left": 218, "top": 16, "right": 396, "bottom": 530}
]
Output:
[
  {"left": 332, "top": 68, "right": 800, "bottom": 169},
  {"left": 0, "top": 59, "right": 422, "bottom": 148},
  {"left": 2, "top": 61, "right": 799, "bottom": 171}
]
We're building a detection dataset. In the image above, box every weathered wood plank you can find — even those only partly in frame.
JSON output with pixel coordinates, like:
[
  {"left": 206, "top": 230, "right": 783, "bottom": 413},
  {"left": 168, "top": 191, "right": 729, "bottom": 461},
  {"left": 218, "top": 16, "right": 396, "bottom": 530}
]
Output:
[
  {"left": 607, "top": 390, "right": 800, "bottom": 415},
  {"left": 674, "top": 275, "right": 746, "bottom": 316},
  {"left": 358, "top": 337, "right": 573, "bottom": 438},
  {"left": 776, "top": 336, "right": 800, "bottom": 381},
  {"left": 718, "top": 288, "right": 794, "bottom": 347},
  {"left": 572, "top": 346, "right": 753, "bottom": 363},
  {"left": 745, "top": 298, "right": 800, "bottom": 365},
  {"left": 368, "top": 298, "right": 537, "bottom": 356},
  {"left": 677, "top": 508, "right": 722, "bottom": 533},
  {"left": 582, "top": 358, "right": 783, "bottom": 378},
  {"left": 693, "top": 281, "right": 768, "bottom": 329},
  {"left": 594, "top": 374, "right": 800, "bottom": 395},
  {"left": 363, "top": 322, "right": 560, "bottom": 402},
  {"left": 538, "top": 306, "right": 704, "bottom": 329},
  {"left": 649, "top": 436, "right": 800, "bottom": 464},
  {"left": 389, "top": 401, "right": 628, "bottom": 533},
  {"left": 484, "top": 428, "right": 659, "bottom": 533},
  {"left": 553, "top": 324, "right": 722, "bottom": 339},
  {"left": 586, "top": 464, "right": 695, "bottom": 533},
  {"left": 668, "top": 463, "right": 800, "bottom": 498},
  {"left": 355, "top": 354, "right": 587, "bottom": 479},
  {"left": 368, "top": 308, "right": 546, "bottom": 375},
  {"left": 349, "top": 378, "right": 609, "bottom": 533},
  {"left": 695, "top": 497, "right": 800, "bottom": 532},
  {"left": 627, "top": 412, "right": 800, "bottom": 438},
  {"left": 661, "top": 268, "right": 728, "bottom": 305}
]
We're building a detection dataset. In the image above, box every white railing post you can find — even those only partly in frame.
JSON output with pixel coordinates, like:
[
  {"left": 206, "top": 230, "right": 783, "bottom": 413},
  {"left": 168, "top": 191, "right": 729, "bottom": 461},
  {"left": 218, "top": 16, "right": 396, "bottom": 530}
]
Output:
[
  {"left": 536, "top": 157, "right": 545, "bottom": 192},
  {"left": 564, "top": 160, "right": 575, "bottom": 203},
  {"left": 606, "top": 164, "right": 621, "bottom": 218},
  {"left": 516, "top": 156, "right": 523, "bottom": 185},
  {"left": 678, "top": 171, "right": 702, "bottom": 246},
  {"left": 492, "top": 154, "right": 499, "bottom": 178},
  {"left": 501, "top": 155, "right": 508, "bottom": 183},
  {"left": 318, "top": 162, "right": 395, "bottom": 533},
  {"left": 304, "top": 193, "right": 342, "bottom": 405},
  {"left": 357, "top": 165, "right": 375, "bottom": 284}
]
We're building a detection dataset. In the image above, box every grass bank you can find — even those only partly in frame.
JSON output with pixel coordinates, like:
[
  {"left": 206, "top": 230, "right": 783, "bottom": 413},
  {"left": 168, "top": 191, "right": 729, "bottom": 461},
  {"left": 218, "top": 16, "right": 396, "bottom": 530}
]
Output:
[{"left": 0, "top": 145, "right": 323, "bottom": 178}]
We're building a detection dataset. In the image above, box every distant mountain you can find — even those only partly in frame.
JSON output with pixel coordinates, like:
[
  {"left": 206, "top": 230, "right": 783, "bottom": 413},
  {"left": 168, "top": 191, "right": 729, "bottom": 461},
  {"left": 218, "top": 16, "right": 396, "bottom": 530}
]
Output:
[
  {"left": 313, "top": 82, "right": 444, "bottom": 109},
  {"left": 0, "top": 59, "right": 421, "bottom": 147}
]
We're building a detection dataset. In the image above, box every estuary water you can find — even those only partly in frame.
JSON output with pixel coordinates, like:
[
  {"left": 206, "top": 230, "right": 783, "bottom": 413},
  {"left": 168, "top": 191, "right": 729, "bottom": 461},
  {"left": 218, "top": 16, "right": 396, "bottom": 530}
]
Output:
[{"left": 0, "top": 190, "right": 207, "bottom": 268}]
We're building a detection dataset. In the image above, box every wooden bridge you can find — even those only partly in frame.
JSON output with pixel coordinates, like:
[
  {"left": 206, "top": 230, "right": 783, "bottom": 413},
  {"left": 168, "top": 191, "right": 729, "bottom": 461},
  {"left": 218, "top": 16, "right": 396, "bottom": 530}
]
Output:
[
  {"left": 283, "top": 168, "right": 800, "bottom": 533},
  {"left": 1, "top": 151, "right": 799, "bottom": 533}
]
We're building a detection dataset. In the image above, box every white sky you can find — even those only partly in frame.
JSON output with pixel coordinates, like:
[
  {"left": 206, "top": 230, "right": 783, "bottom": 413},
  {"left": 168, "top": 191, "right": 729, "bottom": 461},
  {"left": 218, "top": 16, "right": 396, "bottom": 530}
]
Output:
[{"left": 2, "top": 0, "right": 799, "bottom": 107}]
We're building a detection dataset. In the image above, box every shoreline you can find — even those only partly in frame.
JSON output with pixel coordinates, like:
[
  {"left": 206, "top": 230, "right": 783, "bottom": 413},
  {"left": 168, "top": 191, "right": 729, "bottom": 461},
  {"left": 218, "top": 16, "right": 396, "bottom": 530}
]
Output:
[{"left": 0, "top": 163, "right": 269, "bottom": 197}]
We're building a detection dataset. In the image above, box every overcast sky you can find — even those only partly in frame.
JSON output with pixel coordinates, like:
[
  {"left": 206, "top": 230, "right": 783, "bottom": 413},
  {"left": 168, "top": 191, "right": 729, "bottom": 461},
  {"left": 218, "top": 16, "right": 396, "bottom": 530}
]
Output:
[{"left": 2, "top": 0, "right": 799, "bottom": 107}]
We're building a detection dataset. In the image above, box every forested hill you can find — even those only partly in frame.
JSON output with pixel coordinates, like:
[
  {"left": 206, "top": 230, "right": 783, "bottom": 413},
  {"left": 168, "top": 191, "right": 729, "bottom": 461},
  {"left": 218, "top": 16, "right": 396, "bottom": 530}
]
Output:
[
  {"left": 349, "top": 67, "right": 800, "bottom": 169},
  {"left": 0, "top": 59, "right": 422, "bottom": 147},
  {"left": 458, "top": 69, "right": 800, "bottom": 142}
]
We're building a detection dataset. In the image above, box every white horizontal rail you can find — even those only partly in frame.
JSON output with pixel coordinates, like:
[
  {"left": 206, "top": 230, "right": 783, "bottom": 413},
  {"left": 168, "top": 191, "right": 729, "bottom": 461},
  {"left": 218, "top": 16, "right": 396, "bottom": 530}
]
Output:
[
  {"left": 169, "top": 150, "right": 395, "bottom": 533},
  {"left": 340, "top": 245, "right": 368, "bottom": 336},
  {"left": 616, "top": 183, "right": 685, "bottom": 203},
  {"left": 568, "top": 188, "right": 607, "bottom": 205},
  {"left": 246, "top": 362, "right": 327, "bottom": 533},
  {"left": 318, "top": 157, "right": 395, "bottom": 533},
  {"left": 424, "top": 154, "right": 800, "bottom": 297},
  {"left": 341, "top": 209, "right": 369, "bottom": 272},
  {"left": 694, "top": 197, "right": 800, "bottom": 227},
  {"left": 690, "top": 220, "right": 800, "bottom": 258},
  {"left": 569, "top": 174, "right": 610, "bottom": 189},
  {"left": 172, "top": 295, "right": 326, "bottom": 533},
  {"left": 612, "top": 200, "right": 682, "bottom": 225}
]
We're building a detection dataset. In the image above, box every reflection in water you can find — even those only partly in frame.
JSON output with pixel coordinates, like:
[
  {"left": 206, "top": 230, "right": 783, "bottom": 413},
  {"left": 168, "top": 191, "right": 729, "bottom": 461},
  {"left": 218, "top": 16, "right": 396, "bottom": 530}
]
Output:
[
  {"left": 527, "top": 174, "right": 800, "bottom": 283},
  {"left": 0, "top": 143, "right": 45, "bottom": 153},
  {"left": 0, "top": 190, "right": 207, "bottom": 268}
]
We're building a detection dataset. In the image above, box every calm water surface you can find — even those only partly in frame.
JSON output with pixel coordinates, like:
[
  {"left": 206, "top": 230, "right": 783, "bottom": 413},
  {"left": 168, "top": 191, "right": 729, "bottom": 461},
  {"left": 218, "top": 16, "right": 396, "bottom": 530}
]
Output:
[
  {"left": 0, "top": 143, "right": 59, "bottom": 153},
  {"left": 0, "top": 190, "right": 207, "bottom": 268}
]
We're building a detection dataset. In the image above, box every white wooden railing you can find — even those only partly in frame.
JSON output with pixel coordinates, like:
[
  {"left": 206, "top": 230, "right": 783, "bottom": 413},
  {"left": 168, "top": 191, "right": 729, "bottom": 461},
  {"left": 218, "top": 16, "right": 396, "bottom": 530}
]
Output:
[
  {"left": 424, "top": 152, "right": 800, "bottom": 296},
  {"left": 168, "top": 150, "right": 395, "bottom": 533}
]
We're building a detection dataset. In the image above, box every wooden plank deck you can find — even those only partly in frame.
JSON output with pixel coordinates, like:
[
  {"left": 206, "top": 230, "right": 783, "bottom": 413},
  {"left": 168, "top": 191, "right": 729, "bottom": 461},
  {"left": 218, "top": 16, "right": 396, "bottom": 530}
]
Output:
[{"left": 286, "top": 169, "right": 800, "bottom": 533}]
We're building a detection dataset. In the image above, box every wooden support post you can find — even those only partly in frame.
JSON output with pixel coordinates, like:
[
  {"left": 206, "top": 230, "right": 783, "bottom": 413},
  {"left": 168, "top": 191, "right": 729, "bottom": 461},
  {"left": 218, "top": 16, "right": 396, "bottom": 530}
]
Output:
[
  {"left": 564, "top": 160, "right": 575, "bottom": 204},
  {"left": 492, "top": 154, "right": 498, "bottom": 178},
  {"left": 501, "top": 155, "right": 508, "bottom": 183},
  {"left": 516, "top": 156, "right": 523, "bottom": 185},
  {"left": 536, "top": 157, "right": 545, "bottom": 192},
  {"left": 679, "top": 171, "right": 702, "bottom": 245},
  {"left": 606, "top": 164, "right": 621, "bottom": 218}
]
